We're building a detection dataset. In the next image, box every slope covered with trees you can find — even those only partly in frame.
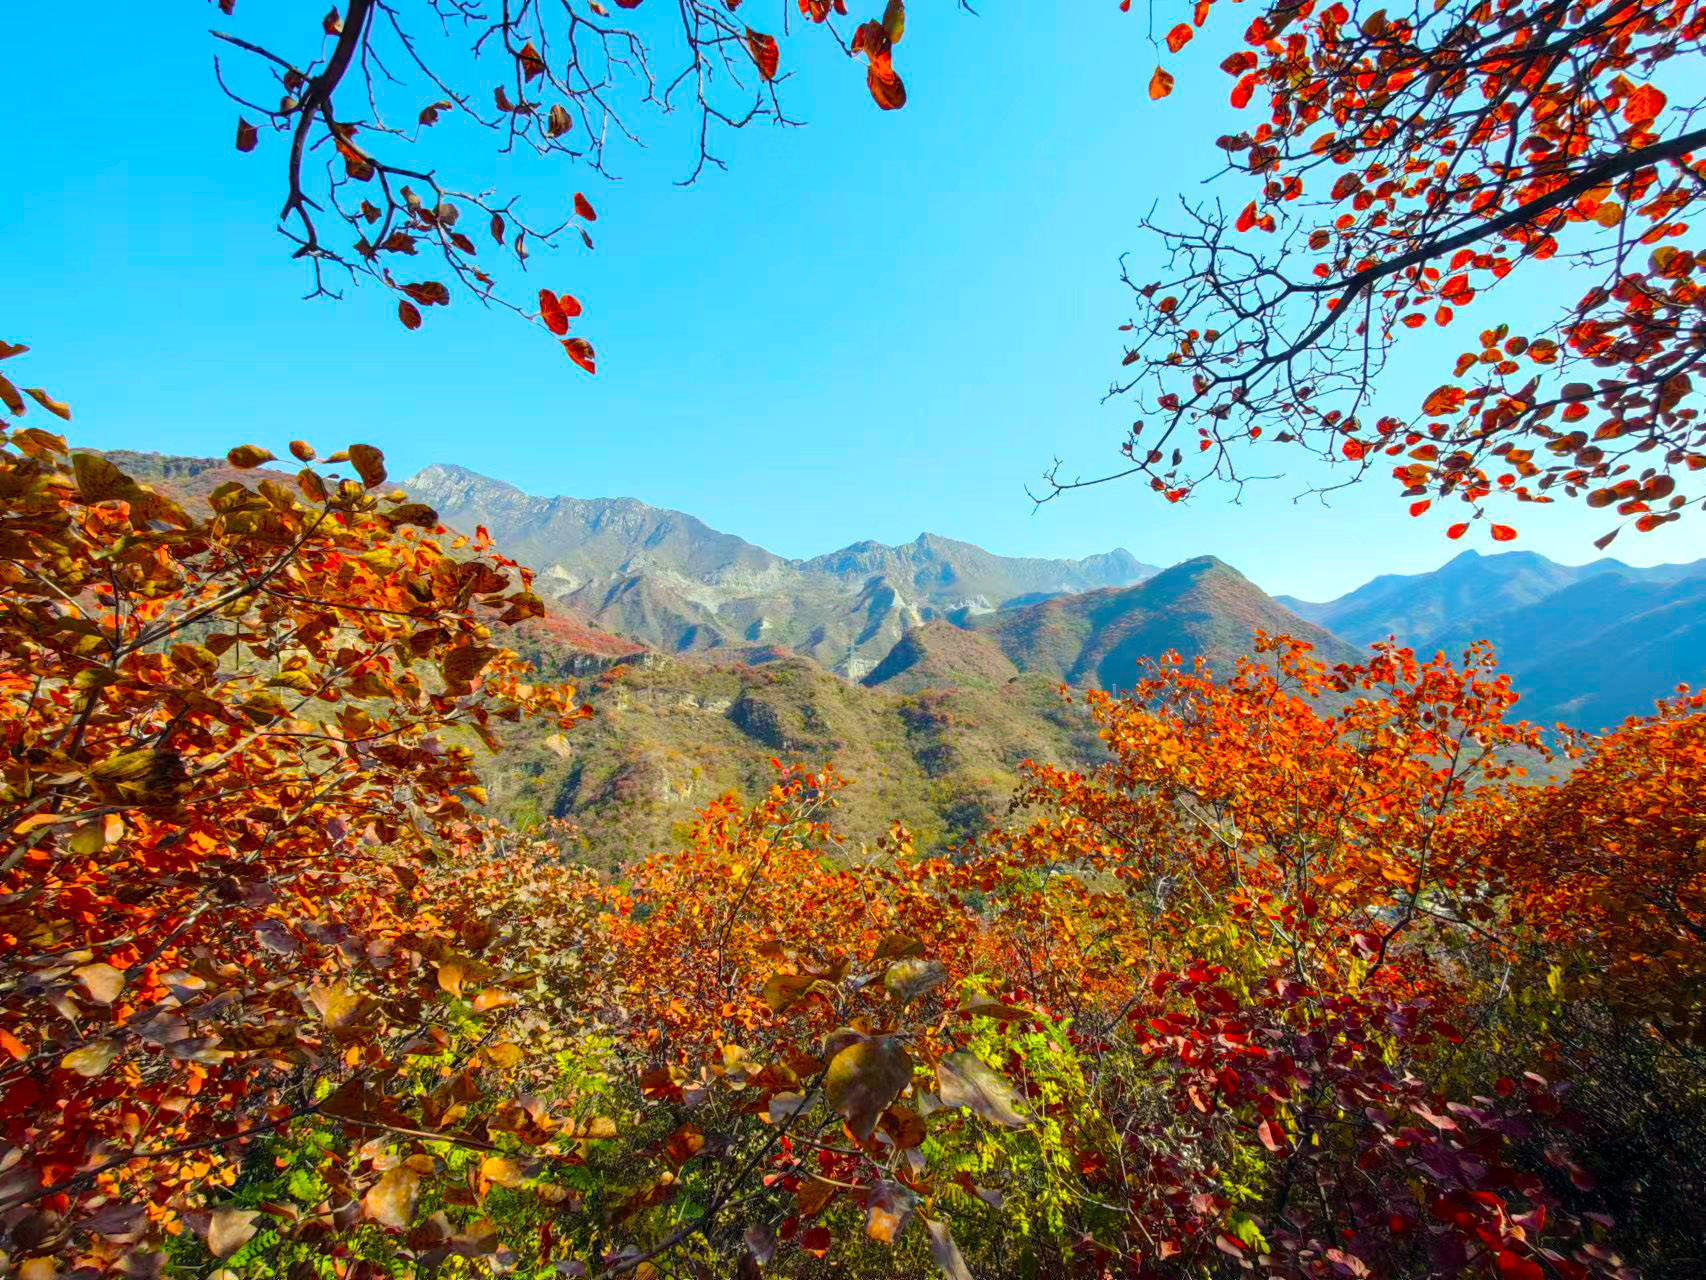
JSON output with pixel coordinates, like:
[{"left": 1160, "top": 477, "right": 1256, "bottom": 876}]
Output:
[{"left": 7, "top": 342, "right": 1706, "bottom": 1280}]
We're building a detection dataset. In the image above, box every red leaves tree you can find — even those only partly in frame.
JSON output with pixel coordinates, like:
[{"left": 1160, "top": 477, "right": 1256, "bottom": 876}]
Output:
[
  {"left": 210, "top": 0, "right": 919, "bottom": 367},
  {"left": 1063, "top": 0, "right": 1706, "bottom": 547},
  {"left": 0, "top": 341, "right": 597, "bottom": 1269},
  {"left": 3, "top": 343, "right": 1697, "bottom": 1276}
]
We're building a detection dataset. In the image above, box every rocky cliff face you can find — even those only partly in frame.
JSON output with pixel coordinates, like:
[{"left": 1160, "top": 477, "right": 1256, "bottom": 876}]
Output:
[{"left": 404, "top": 464, "right": 1158, "bottom": 678}]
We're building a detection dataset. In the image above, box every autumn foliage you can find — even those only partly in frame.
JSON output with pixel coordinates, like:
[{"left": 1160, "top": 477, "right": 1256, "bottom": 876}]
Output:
[
  {"left": 210, "top": 0, "right": 915, "bottom": 372},
  {"left": 7, "top": 0, "right": 1706, "bottom": 1273},
  {"left": 6, "top": 327, "right": 1705, "bottom": 1276},
  {"left": 1078, "top": 0, "right": 1706, "bottom": 548}
]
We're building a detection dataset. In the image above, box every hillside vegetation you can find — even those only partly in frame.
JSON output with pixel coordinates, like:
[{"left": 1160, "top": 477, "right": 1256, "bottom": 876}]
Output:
[{"left": 487, "top": 653, "right": 1103, "bottom": 869}]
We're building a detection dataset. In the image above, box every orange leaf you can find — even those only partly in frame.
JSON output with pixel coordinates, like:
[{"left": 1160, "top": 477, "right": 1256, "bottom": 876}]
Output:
[
  {"left": 867, "top": 64, "right": 907, "bottom": 110},
  {"left": 24, "top": 389, "right": 70, "bottom": 421},
  {"left": 1490, "top": 524, "right": 1516, "bottom": 542},
  {"left": 1149, "top": 66, "right": 1175, "bottom": 100},
  {"left": 1446, "top": 522, "right": 1468, "bottom": 540},
  {"left": 1422, "top": 385, "right": 1465, "bottom": 416},
  {"left": 1624, "top": 84, "right": 1665, "bottom": 125},
  {"left": 1166, "top": 23, "right": 1193, "bottom": 52}
]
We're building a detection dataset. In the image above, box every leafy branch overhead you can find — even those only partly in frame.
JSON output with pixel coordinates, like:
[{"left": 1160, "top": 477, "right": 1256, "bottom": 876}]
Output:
[
  {"left": 211, "top": 0, "right": 916, "bottom": 371},
  {"left": 1047, "top": 0, "right": 1706, "bottom": 547}
]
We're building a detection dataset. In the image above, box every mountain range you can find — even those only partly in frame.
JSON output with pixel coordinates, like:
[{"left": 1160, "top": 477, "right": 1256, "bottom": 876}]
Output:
[
  {"left": 99, "top": 451, "right": 1706, "bottom": 865},
  {"left": 1282, "top": 550, "right": 1706, "bottom": 729},
  {"left": 408, "top": 464, "right": 1704, "bottom": 733},
  {"left": 404, "top": 464, "right": 1157, "bottom": 678}
]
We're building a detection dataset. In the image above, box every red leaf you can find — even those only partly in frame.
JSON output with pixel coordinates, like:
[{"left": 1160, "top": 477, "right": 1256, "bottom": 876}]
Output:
[
  {"left": 1490, "top": 524, "right": 1516, "bottom": 542},
  {"left": 1409, "top": 500, "right": 1431, "bottom": 517},
  {"left": 1495, "top": 1251, "right": 1545, "bottom": 1280},
  {"left": 517, "top": 41, "right": 546, "bottom": 81},
  {"left": 1166, "top": 23, "right": 1193, "bottom": 52},
  {"left": 573, "top": 192, "right": 597, "bottom": 222},
  {"left": 563, "top": 338, "right": 597, "bottom": 375},
  {"left": 323, "top": 6, "right": 343, "bottom": 35},
  {"left": 1446, "top": 522, "right": 1468, "bottom": 540},
  {"left": 745, "top": 29, "right": 780, "bottom": 81},
  {"left": 235, "top": 119, "right": 258, "bottom": 152},
  {"left": 559, "top": 294, "right": 583, "bottom": 319},
  {"left": 539, "top": 290, "right": 570, "bottom": 336},
  {"left": 1149, "top": 67, "right": 1175, "bottom": 100},
  {"left": 398, "top": 300, "right": 422, "bottom": 330}
]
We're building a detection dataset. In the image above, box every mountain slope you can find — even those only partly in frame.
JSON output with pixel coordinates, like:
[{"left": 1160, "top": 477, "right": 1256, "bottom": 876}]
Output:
[
  {"left": 404, "top": 464, "right": 1157, "bottom": 677},
  {"left": 869, "top": 556, "right": 1360, "bottom": 694},
  {"left": 1280, "top": 549, "right": 1706, "bottom": 645},
  {"left": 1443, "top": 574, "right": 1706, "bottom": 730},
  {"left": 1281, "top": 549, "right": 1706, "bottom": 729},
  {"left": 482, "top": 654, "right": 1105, "bottom": 869},
  {"left": 860, "top": 620, "right": 1021, "bottom": 694}
]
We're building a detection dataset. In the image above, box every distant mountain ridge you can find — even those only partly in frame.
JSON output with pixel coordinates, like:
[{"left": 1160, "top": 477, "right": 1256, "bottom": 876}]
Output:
[
  {"left": 105, "top": 452, "right": 1706, "bottom": 735},
  {"left": 1279, "top": 549, "right": 1706, "bottom": 645},
  {"left": 404, "top": 463, "right": 1157, "bottom": 678},
  {"left": 1283, "top": 549, "right": 1706, "bottom": 729}
]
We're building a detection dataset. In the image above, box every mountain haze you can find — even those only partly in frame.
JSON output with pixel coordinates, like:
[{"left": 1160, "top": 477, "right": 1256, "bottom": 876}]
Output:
[{"left": 1284, "top": 549, "right": 1706, "bottom": 729}]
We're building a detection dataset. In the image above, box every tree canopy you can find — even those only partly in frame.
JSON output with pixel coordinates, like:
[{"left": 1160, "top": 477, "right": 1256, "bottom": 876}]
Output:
[{"left": 1048, "top": 0, "right": 1706, "bottom": 547}]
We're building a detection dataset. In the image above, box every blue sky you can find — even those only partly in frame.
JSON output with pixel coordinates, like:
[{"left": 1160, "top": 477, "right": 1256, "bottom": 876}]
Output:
[{"left": 5, "top": 3, "right": 1701, "bottom": 600}]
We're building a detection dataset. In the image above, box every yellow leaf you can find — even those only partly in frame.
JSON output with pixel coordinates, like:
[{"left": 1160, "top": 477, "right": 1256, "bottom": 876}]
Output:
[
  {"left": 226, "top": 445, "right": 275, "bottom": 469},
  {"left": 480, "top": 1155, "right": 526, "bottom": 1188},
  {"left": 363, "top": 1166, "right": 421, "bottom": 1229},
  {"left": 437, "top": 961, "right": 466, "bottom": 996},
  {"left": 348, "top": 443, "right": 387, "bottom": 488},
  {"left": 24, "top": 388, "right": 71, "bottom": 420},
  {"left": 206, "top": 1207, "right": 260, "bottom": 1258},
  {"left": 61, "top": 1040, "right": 119, "bottom": 1077}
]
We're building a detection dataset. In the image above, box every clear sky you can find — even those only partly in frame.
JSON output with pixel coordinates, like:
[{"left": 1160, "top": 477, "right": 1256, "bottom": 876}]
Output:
[{"left": 6, "top": 3, "right": 1702, "bottom": 600}]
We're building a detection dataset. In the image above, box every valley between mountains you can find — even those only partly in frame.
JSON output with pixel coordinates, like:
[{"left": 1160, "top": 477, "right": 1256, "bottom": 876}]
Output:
[{"left": 118, "top": 453, "right": 1706, "bottom": 869}]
